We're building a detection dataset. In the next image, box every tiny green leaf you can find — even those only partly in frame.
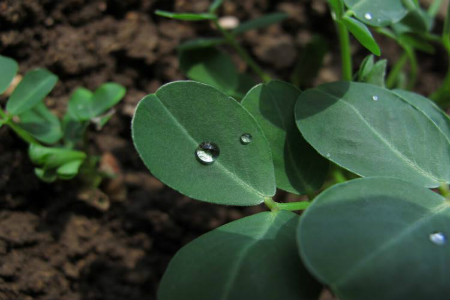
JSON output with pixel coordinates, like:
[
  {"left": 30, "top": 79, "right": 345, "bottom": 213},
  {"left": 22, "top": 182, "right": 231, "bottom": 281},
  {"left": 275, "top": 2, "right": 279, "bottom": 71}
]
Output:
[
  {"left": 155, "top": 10, "right": 217, "bottom": 21},
  {"left": 343, "top": 0, "right": 408, "bottom": 26},
  {"left": 356, "top": 55, "right": 375, "bottom": 80},
  {"left": 232, "top": 12, "right": 288, "bottom": 35},
  {"left": 56, "top": 160, "right": 85, "bottom": 180},
  {"left": 295, "top": 81, "right": 450, "bottom": 188},
  {"left": 18, "top": 102, "right": 63, "bottom": 144},
  {"left": 6, "top": 68, "right": 58, "bottom": 115},
  {"left": 341, "top": 16, "right": 381, "bottom": 56},
  {"left": 62, "top": 114, "right": 88, "bottom": 148},
  {"left": 29, "top": 144, "right": 86, "bottom": 169},
  {"left": 159, "top": 211, "right": 321, "bottom": 300},
  {"left": 357, "top": 56, "right": 387, "bottom": 87},
  {"left": 209, "top": 0, "right": 224, "bottom": 13},
  {"left": 178, "top": 38, "right": 226, "bottom": 51},
  {"left": 0, "top": 55, "right": 18, "bottom": 94},
  {"left": 298, "top": 177, "right": 450, "bottom": 300},
  {"left": 241, "top": 80, "right": 328, "bottom": 195},
  {"left": 132, "top": 81, "right": 276, "bottom": 206}
]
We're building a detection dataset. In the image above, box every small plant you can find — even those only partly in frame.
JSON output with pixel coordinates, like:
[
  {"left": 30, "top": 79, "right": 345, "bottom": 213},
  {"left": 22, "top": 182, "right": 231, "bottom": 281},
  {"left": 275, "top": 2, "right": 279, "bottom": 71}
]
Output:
[
  {"left": 132, "top": 0, "right": 450, "bottom": 299},
  {"left": 0, "top": 55, "right": 126, "bottom": 183}
]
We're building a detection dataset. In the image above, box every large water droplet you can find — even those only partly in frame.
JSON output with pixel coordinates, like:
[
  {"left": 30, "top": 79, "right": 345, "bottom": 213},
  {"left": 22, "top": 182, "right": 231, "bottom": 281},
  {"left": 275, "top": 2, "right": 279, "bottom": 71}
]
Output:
[
  {"left": 240, "top": 133, "right": 252, "bottom": 145},
  {"left": 429, "top": 232, "right": 446, "bottom": 246},
  {"left": 364, "top": 13, "right": 373, "bottom": 20},
  {"left": 372, "top": 95, "right": 379, "bottom": 101},
  {"left": 196, "top": 142, "right": 220, "bottom": 165}
]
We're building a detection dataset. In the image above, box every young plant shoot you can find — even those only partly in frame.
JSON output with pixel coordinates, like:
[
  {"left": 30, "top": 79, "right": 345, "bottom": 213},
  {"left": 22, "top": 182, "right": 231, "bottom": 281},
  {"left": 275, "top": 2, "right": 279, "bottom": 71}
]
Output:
[{"left": 132, "top": 0, "right": 450, "bottom": 299}]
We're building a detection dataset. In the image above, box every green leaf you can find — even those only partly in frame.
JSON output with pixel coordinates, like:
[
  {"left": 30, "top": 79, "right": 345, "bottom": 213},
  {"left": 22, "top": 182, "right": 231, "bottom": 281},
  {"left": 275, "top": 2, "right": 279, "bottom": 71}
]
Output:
[
  {"left": 356, "top": 55, "right": 374, "bottom": 81},
  {"left": 29, "top": 144, "right": 86, "bottom": 169},
  {"left": 232, "top": 12, "right": 288, "bottom": 35},
  {"left": 295, "top": 81, "right": 450, "bottom": 188},
  {"left": 17, "top": 102, "right": 63, "bottom": 144},
  {"left": 132, "top": 81, "right": 275, "bottom": 206},
  {"left": 178, "top": 38, "right": 226, "bottom": 51},
  {"left": 155, "top": 10, "right": 217, "bottom": 21},
  {"left": 159, "top": 211, "right": 322, "bottom": 300},
  {"left": 343, "top": 0, "right": 409, "bottom": 26},
  {"left": 209, "top": 0, "right": 224, "bottom": 13},
  {"left": 397, "top": 34, "right": 435, "bottom": 53},
  {"left": 298, "top": 177, "right": 450, "bottom": 300},
  {"left": 396, "top": 7, "right": 433, "bottom": 33},
  {"left": 67, "top": 83, "right": 125, "bottom": 121},
  {"left": 62, "top": 114, "right": 88, "bottom": 148},
  {"left": 34, "top": 168, "right": 57, "bottom": 183},
  {"left": 6, "top": 68, "right": 58, "bottom": 115},
  {"left": 356, "top": 56, "right": 387, "bottom": 87},
  {"left": 393, "top": 89, "right": 450, "bottom": 141},
  {"left": 341, "top": 16, "right": 380, "bottom": 56},
  {"left": 241, "top": 80, "right": 328, "bottom": 195},
  {"left": 56, "top": 160, "right": 85, "bottom": 180},
  {"left": 0, "top": 55, "right": 18, "bottom": 94},
  {"left": 179, "top": 47, "right": 254, "bottom": 99},
  {"left": 327, "top": 0, "right": 344, "bottom": 17}
]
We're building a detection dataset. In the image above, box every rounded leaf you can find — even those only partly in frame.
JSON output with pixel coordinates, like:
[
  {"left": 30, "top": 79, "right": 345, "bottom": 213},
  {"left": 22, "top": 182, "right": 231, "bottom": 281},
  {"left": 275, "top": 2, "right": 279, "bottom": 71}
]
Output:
[
  {"left": 132, "top": 81, "right": 275, "bottom": 205},
  {"left": 242, "top": 80, "right": 328, "bottom": 195},
  {"left": 298, "top": 177, "right": 450, "bottom": 300},
  {"left": 159, "top": 211, "right": 321, "bottom": 300},
  {"left": 295, "top": 81, "right": 450, "bottom": 188},
  {"left": 341, "top": 16, "right": 380, "bottom": 56},
  {"left": 344, "top": 0, "right": 408, "bottom": 26},
  {"left": 0, "top": 55, "right": 18, "bottom": 94}
]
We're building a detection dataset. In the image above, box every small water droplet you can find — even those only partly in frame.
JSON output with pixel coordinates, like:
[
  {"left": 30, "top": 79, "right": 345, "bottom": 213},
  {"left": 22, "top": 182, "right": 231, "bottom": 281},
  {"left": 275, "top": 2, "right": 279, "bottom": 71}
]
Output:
[
  {"left": 429, "top": 232, "right": 446, "bottom": 245},
  {"left": 372, "top": 95, "right": 379, "bottom": 101},
  {"left": 240, "top": 133, "right": 252, "bottom": 145},
  {"left": 364, "top": 13, "right": 373, "bottom": 20},
  {"left": 326, "top": 153, "right": 331, "bottom": 158},
  {"left": 195, "top": 142, "right": 220, "bottom": 165}
]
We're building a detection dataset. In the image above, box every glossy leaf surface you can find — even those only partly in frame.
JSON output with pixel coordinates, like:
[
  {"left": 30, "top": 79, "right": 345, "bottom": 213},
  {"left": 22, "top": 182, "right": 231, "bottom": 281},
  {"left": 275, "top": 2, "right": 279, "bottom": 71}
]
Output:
[
  {"left": 295, "top": 81, "right": 450, "bottom": 187},
  {"left": 18, "top": 102, "right": 63, "bottom": 144},
  {"left": 298, "top": 177, "right": 450, "bottom": 300},
  {"left": 242, "top": 80, "right": 328, "bottom": 195},
  {"left": 344, "top": 0, "right": 408, "bottom": 26},
  {"left": 0, "top": 55, "right": 18, "bottom": 94},
  {"left": 7, "top": 68, "right": 57, "bottom": 115},
  {"left": 159, "top": 211, "right": 321, "bottom": 300},
  {"left": 132, "top": 81, "right": 275, "bottom": 205}
]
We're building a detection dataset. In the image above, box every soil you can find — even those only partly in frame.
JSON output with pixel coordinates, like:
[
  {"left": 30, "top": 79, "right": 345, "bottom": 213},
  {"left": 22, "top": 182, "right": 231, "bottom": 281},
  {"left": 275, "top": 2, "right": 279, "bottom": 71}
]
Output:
[{"left": 0, "top": 0, "right": 446, "bottom": 299}]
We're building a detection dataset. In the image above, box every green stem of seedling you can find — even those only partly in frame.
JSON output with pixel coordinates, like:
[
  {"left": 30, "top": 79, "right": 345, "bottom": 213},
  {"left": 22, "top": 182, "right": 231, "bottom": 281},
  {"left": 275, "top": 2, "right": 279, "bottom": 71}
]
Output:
[
  {"left": 332, "top": 166, "right": 347, "bottom": 183},
  {"left": 0, "top": 107, "right": 39, "bottom": 144},
  {"left": 439, "top": 183, "right": 450, "bottom": 201},
  {"left": 213, "top": 20, "right": 271, "bottom": 83},
  {"left": 386, "top": 52, "right": 408, "bottom": 89},
  {"left": 336, "top": 20, "right": 353, "bottom": 81},
  {"left": 264, "top": 197, "right": 310, "bottom": 212}
]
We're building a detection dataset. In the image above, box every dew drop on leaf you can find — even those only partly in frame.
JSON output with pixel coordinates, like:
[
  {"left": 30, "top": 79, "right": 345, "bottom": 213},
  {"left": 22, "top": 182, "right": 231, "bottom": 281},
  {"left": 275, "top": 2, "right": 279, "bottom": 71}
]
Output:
[
  {"left": 364, "top": 13, "right": 373, "bottom": 20},
  {"left": 372, "top": 95, "right": 379, "bottom": 101},
  {"left": 429, "top": 232, "right": 446, "bottom": 246},
  {"left": 240, "top": 133, "right": 253, "bottom": 145},
  {"left": 326, "top": 153, "right": 331, "bottom": 158},
  {"left": 195, "top": 142, "right": 220, "bottom": 165}
]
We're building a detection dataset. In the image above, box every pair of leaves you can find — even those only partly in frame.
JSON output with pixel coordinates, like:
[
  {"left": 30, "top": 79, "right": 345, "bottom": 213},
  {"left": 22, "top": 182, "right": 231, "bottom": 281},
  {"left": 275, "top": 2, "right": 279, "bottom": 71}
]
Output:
[
  {"left": 296, "top": 81, "right": 450, "bottom": 188},
  {"left": 132, "top": 81, "right": 328, "bottom": 206},
  {"left": 298, "top": 177, "right": 450, "bottom": 300},
  {"left": 29, "top": 144, "right": 86, "bottom": 182},
  {"left": 356, "top": 55, "right": 387, "bottom": 87},
  {"left": 159, "top": 210, "right": 321, "bottom": 300}
]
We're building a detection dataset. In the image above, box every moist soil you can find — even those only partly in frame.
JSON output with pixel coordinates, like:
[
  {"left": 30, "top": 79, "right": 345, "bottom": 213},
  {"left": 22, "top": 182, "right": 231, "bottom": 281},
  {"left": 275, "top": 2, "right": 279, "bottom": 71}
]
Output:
[{"left": 0, "top": 0, "right": 446, "bottom": 299}]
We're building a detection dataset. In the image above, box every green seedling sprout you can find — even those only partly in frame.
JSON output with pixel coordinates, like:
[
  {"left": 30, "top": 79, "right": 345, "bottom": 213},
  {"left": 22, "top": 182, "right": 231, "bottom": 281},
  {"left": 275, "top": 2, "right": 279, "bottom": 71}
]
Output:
[
  {"left": 132, "top": 0, "right": 450, "bottom": 299},
  {"left": 0, "top": 56, "right": 126, "bottom": 184}
]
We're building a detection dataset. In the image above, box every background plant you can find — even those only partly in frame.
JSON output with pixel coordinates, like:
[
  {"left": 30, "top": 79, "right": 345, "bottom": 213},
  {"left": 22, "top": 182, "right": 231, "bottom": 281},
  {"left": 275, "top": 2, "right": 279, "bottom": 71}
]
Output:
[
  {"left": 132, "top": 0, "right": 450, "bottom": 299},
  {"left": 0, "top": 55, "right": 125, "bottom": 184}
]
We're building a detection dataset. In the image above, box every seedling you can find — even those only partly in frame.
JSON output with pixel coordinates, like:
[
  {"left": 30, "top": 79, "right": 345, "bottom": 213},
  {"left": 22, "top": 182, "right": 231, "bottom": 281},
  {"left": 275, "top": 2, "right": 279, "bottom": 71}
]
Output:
[
  {"left": 0, "top": 55, "right": 125, "bottom": 183},
  {"left": 133, "top": 0, "right": 450, "bottom": 299}
]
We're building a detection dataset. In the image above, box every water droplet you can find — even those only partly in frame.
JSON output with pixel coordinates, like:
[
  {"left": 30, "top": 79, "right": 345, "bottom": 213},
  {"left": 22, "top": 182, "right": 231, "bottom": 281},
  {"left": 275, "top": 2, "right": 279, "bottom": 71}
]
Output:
[
  {"left": 326, "top": 153, "right": 331, "bottom": 158},
  {"left": 364, "top": 13, "right": 373, "bottom": 20},
  {"left": 196, "top": 142, "right": 220, "bottom": 165},
  {"left": 240, "top": 133, "right": 252, "bottom": 145},
  {"left": 372, "top": 95, "right": 379, "bottom": 101},
  {"left": 429, "top": 232, "right": 446, "bottom": 245}
]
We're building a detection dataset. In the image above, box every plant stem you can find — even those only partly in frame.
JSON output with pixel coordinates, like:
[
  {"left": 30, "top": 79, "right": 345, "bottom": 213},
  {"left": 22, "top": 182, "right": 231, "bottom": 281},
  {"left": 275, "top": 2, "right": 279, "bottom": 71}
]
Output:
[
  {"left": 213, "top": 20, "right": 271, "bottom": 83},
  {"left": 264, "top": 197, "right": 310, "bottom": 212},
  {"left": 439, "top": 183, "right": 450, "bottom": 201},
  {"left": 336, "top": 20, "right": 353, "bottom": 81},
  {"left": 386, "top": 52, "right": 408, "bottom": 89},
  {"left": 0, "top": 107, "right": 39, "bottom": 144}
]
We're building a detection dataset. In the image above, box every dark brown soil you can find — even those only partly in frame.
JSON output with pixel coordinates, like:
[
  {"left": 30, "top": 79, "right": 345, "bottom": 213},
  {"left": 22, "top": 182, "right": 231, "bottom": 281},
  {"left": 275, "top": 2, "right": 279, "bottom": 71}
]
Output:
[{"left": 0, "top": 0, "right": 446, "bottom": 299}]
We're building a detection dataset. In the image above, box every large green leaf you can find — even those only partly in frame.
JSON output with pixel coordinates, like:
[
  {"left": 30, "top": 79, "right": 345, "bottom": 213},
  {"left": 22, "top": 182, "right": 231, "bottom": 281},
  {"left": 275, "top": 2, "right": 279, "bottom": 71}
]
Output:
[
  {"left": 295, "top": 81, "right": 450, "bottom": 188},
  {"left": 341, "top": 16, "right": 380, "bottom": 55},
  {"left": 6, "top": 68, "right": 58, "bottom": 115},
  {"left": 159, "top": 211, "right": 321, "bottom": 300},
  {"left": 393, "top": 89, "right": 450, "bottom": 141},
  {"left": 179, "top": 47, "right": 254, "bottom": 99},
  {"left": 242, "top": 80, "right": 328, "bottom": 195},
  {"left": 18, "top": 102, "right": 63, "bottom": 144},
  {"left": 0, "top": 55, "right": 18, "bottom": 94},
  {"left": 298, "top": 177, "right": 450, "bottom": 300},
  {"left": 343, "top": 0, "right": 408, "bottom": 26},
  {"left": 132, "top": 81, "right": 275, "bottom": 205}
]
